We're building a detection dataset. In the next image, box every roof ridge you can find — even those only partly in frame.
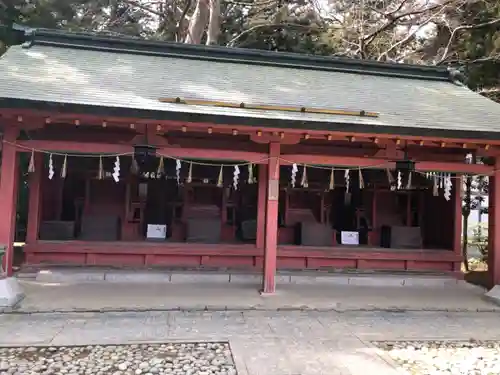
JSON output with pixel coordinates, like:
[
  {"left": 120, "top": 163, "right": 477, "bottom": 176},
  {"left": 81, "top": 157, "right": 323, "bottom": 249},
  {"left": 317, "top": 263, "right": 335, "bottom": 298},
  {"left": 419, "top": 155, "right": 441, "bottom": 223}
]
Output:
[{"left": 20, "top": 27, "right": 451, "bottom": 81}]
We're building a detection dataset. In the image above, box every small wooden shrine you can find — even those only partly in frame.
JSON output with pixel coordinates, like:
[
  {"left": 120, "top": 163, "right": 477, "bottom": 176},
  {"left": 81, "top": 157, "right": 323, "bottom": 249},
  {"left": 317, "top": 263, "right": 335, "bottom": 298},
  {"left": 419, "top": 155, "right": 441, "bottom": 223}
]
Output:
[{"left": 2, "top": 27, "right": 500, "bottom": 292}]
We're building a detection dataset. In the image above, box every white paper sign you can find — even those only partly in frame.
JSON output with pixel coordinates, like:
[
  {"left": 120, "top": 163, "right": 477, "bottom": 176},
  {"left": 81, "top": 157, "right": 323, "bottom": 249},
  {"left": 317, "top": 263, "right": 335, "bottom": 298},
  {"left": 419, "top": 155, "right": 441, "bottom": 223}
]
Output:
[
  {"left": 341, "top": 231, "right": 359, "bottom": 245},
  {"left": 146, "top": 224, "right": 167, "bottom": 240}
]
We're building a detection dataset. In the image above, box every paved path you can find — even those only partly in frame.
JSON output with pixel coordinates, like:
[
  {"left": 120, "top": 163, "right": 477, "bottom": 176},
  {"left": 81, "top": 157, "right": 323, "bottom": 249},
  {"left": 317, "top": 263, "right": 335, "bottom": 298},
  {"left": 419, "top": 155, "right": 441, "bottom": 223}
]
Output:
[
  {"left": 2, "top": 310, "right": 500, "bottom": 374},
  {"left": 7, "top": 279, "right": 498, "bottom": 313}
]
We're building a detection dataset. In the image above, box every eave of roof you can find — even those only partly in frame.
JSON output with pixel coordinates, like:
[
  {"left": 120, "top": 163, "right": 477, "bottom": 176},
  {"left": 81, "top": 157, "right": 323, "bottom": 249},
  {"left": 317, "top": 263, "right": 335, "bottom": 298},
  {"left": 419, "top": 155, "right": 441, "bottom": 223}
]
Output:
[
  {"left": 2, "top": 98, "right": 500, "bottom": 141},
  {"left": 17, "top": 27, "right": 452, "bottom": 82}
]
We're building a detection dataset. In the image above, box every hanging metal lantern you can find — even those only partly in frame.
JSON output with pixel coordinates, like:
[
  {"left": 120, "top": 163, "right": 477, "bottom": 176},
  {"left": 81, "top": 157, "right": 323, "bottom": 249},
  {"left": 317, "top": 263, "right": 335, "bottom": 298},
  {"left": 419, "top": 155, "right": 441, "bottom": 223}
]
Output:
[
  {"left": 133, "top": 144, "right": 157, "bottom": 167},
  {"left": 395, "top": 159, "right": 415, "bottom": 173},
  {"left": 394, "top": 148, "right": 415, "bottom": 190}
]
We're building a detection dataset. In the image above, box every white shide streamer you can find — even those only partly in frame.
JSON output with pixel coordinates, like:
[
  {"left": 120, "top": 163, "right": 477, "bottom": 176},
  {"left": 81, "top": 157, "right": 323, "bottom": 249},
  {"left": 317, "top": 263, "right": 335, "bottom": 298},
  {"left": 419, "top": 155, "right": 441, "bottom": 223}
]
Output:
[
  {"left": 233, "top": 165, "right": 240, "bottom": 190},
  {"left": 112, "top": 156, "right": 120, "bottom": 183},
  {"left": 175, "top": 159, "right": 181, "bottom": 185},
  {"left": 48, "top": 154, "right": 54, "bottom": 180},
  {"left": 291, "top": 163, "right": 298, "bottom": 188}
]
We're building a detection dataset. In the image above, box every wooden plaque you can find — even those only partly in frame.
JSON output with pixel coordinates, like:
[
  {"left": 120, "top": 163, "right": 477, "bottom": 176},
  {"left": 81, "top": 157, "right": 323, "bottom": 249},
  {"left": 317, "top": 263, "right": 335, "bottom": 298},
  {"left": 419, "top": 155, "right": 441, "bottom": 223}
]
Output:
[{"left": 268, "top": 180, "right": 279, "bottom": 201}]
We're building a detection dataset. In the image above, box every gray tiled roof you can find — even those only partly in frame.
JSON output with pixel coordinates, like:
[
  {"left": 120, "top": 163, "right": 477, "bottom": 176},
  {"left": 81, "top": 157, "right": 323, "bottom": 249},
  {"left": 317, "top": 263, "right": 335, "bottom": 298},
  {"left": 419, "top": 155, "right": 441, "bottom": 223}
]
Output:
[{"left": 1, "top": 41, "right": 500, "bottom": 137}]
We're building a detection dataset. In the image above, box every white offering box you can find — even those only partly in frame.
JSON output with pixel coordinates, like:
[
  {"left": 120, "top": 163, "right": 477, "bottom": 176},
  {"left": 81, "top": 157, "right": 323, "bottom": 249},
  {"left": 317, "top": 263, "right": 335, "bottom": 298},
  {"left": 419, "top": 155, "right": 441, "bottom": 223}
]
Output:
[
  {"left": 146, "top": 224, "right": 167, "bottom": 240},
  {"left": 340, "top": 231, "right": 359, "bottom": 245}
]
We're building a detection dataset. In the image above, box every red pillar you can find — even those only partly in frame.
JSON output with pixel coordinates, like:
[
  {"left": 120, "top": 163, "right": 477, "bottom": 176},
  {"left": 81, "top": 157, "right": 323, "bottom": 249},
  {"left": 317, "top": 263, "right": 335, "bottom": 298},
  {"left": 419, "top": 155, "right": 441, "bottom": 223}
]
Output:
[
  {"left": 452, "top": 175, "right": 463, "bottom": 272},
  {"left": 0, "top": 126, "right": 19, "bottom": 276},
  {"left": 371, "top": 190, "right": 377, "bottom": 246},
  {"left": 26, "top": 153, "right": 43, "bottom": 243},
  {"left": 256, "top": 164, "right": 267, "bottom": 250},
  {"left": 489, "top": 161, "right": 500, "bottom": 285},
  {"left": 262, "top": 142, "right": 280, "bottom": 294}
]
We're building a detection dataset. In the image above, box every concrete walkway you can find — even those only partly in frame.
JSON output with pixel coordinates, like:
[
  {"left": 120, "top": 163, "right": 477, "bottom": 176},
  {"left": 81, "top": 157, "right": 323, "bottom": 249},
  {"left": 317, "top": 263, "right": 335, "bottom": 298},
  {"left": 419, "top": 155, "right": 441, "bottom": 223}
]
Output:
[
  {"left": 3, "top": 277, "right": 498, "bottom": 313},
  {"left": 2, "top": 310, "right": 500, "bottom": 375}
]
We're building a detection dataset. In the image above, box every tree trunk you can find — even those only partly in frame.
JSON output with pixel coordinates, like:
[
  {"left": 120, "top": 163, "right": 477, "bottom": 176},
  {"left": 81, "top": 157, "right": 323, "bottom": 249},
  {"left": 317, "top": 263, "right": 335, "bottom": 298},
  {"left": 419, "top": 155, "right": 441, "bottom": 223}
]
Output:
[
  {"left": 184, "top": 0, "right": 209, "bottom": 44},
  {"left": 206, "top": 0, "right": 220, "bottom": 45},
  {"left": 462, "top": 200, "right": 470, "bottom": 272},
  {"left": 462, "top": 155, "right": 477, "bottom": 271}
]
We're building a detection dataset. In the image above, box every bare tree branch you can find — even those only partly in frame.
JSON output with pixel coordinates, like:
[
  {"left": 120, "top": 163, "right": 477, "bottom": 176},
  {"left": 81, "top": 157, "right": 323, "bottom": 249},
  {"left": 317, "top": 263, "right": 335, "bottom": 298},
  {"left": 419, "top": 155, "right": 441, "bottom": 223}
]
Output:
[
  {"left": 176, "top": 0, "right": 192, "bottom": 41},
  {"left": 364, "top": 0, "right": 455, "bottom": 46},
  {"left": 377, "top": 6, "right": 446, "bottom": 61},
  {"left": 123, "top": 0, "right": 164, "bottom": 16},
  {"left": 445, "top": 54, "right": 500, "bottom": 65},
  {"left": 390, "top": 0, "right": 412, "bottom": 16},
  {"left": 227, "top": 22, "right": 315, "bottom": 47},
  {"left": 437, "top": 18, "right": 500, "bottom": 65},
  {"left": 225, "top": 0, "right": 277, "bottom": 5}
]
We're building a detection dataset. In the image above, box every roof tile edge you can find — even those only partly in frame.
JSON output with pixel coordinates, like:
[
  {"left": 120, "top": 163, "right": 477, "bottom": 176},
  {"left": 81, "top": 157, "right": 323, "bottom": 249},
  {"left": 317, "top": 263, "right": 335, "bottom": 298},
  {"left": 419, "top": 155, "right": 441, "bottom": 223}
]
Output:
[{"left": 19, "top": 27, "right": 451, "bottom": 81}]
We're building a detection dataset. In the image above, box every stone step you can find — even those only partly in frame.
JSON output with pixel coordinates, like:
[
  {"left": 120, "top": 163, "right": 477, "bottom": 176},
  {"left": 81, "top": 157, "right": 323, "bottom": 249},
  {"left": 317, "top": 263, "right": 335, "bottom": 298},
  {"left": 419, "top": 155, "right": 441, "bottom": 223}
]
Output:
[
  {"left": 31, "top": 268, "right": 462, "bottom": 288},
  {"left": 0, "top": 277, "right": 24, "bottom": 308}
]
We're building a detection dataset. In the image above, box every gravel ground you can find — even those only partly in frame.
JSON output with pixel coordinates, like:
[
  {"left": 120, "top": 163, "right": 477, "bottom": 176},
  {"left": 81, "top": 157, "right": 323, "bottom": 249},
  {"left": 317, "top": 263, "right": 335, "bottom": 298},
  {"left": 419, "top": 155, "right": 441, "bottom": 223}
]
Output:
[
  {"left": 0, "top": 342, "right": 236, "bottom": 375},
  {"left": 377, "top": 341, "right": 500, "bottom": 375}
]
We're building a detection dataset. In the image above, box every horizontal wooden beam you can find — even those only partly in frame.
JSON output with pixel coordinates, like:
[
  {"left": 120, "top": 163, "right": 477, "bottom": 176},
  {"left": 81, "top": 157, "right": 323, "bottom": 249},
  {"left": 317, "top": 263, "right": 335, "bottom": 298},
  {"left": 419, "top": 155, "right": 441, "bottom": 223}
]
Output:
[
  {"left": 163, "top": 148, "right": 268, "bottom": 162},
  {"left": 5, "top": 109, "right": 500, "bottom": 147},
  {"left": 415, "top": 161, "right": 493, "bottom": 174},
  {"left": 281, "top": 154, "right": 395, "bottom": 169},
  {"left": 281, "top": 154, "right": 493, "bottom": 174},
  {"left": 25, "top": 241, "right": 261, "bottom": 256},
  {"left": 16, "top": 140, "right": 269, "bottom": 163},
  {"left": 25, "top": 241, "right": 462, "bottom": 262},
  {"left": 15, "top": 140, "right": 493, "bottom": 174},
  {"left": 17, "top": 140, "right": 133, "bottom": 155}
]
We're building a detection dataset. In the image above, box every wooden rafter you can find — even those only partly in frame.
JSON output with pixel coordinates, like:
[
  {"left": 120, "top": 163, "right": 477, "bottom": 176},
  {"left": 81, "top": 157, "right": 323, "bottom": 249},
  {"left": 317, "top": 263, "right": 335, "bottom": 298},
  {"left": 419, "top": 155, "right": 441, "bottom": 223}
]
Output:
[{"left": 158, "top": 98, "right": 379, "bottom": 118}]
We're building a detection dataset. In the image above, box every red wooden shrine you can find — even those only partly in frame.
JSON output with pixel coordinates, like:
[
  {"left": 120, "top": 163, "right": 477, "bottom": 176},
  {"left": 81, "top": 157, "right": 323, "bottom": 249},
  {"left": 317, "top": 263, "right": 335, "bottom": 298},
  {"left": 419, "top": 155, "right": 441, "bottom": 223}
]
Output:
[{"left": 2, "top": 28, "right": 500, "bottom": 292}]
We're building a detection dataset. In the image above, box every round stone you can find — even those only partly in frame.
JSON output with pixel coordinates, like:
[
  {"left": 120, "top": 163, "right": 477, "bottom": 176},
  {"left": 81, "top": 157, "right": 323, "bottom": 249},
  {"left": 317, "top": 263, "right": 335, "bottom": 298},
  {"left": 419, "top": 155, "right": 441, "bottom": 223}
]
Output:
[
  {"left": 117, "top": 363, "right": 129, "bottom": 371},
  {"left": 1, "top": 342, "right": 236, "bottom": 375},
  {"left": 380, "top": 340, "right": 500, "bottom": 375}
]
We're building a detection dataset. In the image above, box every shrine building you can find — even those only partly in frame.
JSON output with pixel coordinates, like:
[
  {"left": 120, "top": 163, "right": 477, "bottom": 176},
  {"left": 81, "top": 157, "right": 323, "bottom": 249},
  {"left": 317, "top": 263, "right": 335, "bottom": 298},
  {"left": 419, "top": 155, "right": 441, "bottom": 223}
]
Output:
[{"left": 2, "top": 27, "right": 500, "bottom": 293}]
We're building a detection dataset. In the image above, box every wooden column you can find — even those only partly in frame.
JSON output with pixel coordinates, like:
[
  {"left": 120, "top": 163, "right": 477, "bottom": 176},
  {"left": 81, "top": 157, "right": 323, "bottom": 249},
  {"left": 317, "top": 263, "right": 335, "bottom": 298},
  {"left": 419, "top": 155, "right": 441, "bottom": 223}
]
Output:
[
  {"left": 371, "top": 189, "right": 377, "bottom": 246},
  {"left": 489, "top": 160, "right": 500, "bottom": 285},
  {"left": 262, "top": 142, "right": 280, "bottom": 294},
  {"left": 0, "top": 127, "right": 19, "bottom": 276},
  {"left": 26, "top": 154, "right": 44, "bottom": 243},
  {"left": 453, "top": 175, "right": 463, "bottom": 266},
  {"left": 256, "top": 164, "right": 267, "bottom": 249}
]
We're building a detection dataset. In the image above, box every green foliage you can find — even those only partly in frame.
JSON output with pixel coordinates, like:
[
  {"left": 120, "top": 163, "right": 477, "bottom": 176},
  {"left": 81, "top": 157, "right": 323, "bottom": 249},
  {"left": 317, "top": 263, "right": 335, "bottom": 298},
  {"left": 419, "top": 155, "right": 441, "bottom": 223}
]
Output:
[
  {"left": 470, "top": 223, "right": 489, "bottom": 262},
  {"left": 440, "top": 0, "right": 500, "bottom": 99}
]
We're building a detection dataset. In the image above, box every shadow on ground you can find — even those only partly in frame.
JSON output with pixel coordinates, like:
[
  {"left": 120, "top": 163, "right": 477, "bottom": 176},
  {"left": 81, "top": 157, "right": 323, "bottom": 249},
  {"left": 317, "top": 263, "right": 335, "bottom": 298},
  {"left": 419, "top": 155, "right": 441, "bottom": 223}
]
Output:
[{"left": 465, "top": 270, "right": 491, "bottom": 290}]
